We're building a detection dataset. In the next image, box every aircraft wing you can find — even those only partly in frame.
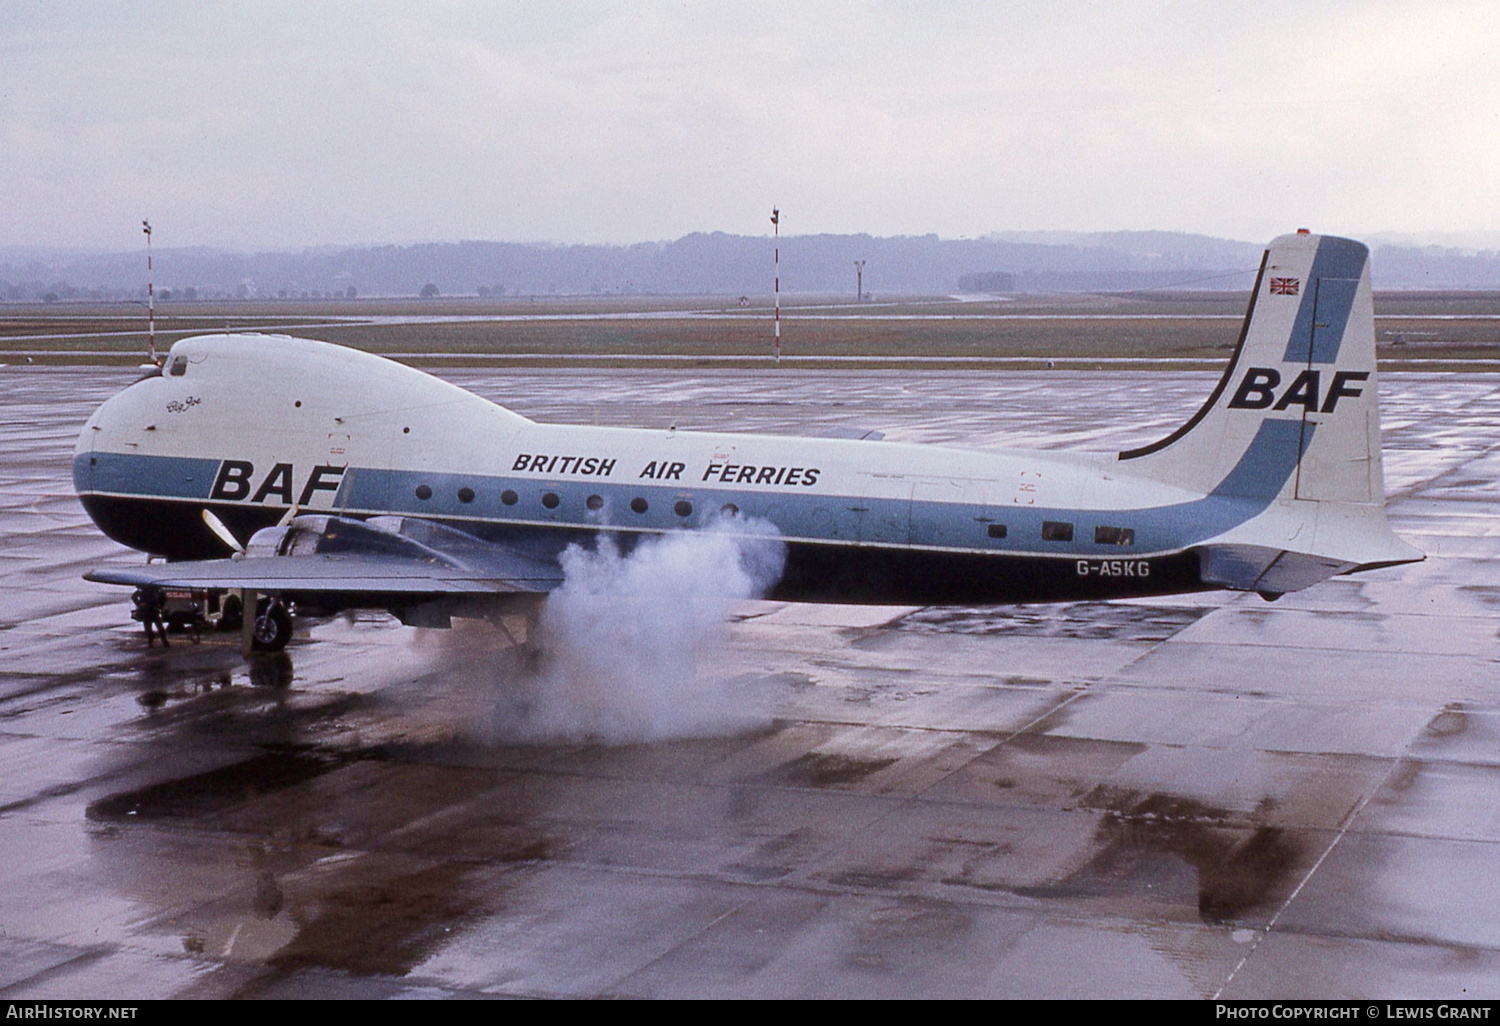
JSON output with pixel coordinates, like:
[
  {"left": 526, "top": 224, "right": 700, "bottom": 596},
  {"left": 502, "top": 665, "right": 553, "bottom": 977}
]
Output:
[
  {"left": 84, "top": 513, "right": 566, "bottom": 603},
  {"left": 84, "top": 552, "right": 562, "bottom": 595}
]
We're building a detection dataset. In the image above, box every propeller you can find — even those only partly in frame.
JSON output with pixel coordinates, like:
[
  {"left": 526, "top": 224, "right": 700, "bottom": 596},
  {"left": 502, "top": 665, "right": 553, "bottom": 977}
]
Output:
[{"left": 200, "top": 509, "right": 246, "bottom": 557}]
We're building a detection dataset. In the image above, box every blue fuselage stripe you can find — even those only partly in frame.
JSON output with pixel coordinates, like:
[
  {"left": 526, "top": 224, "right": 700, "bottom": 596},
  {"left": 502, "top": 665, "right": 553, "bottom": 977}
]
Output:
[
  {"left": 79, "top": 415, "right": 1305, "bottom": 558},
  {"left": 73, "top": 451, "right": 221, "bottom": 499}
]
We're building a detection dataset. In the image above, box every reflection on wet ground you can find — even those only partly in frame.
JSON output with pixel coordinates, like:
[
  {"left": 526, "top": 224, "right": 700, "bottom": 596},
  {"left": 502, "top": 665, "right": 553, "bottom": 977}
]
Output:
[
  {"left": 2, "top": 368, "right": 1499, "bottom": 998},
  {"left": 892, "top": 602, "right": 1214, "bottom": 641},
  {"left": 1045, "top": 794, "right": 1306, "bottom": 923}
]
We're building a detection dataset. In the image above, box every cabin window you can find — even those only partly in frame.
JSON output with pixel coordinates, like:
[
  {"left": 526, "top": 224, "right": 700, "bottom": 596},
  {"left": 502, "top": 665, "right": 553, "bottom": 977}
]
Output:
[
  {"left": 987, "top": 523, "right": 1007, "bottom": 539},
  {"left": 721, "top": 503, "right": 739, "bottom": 517},
  {"left": 674, "top": 500, "right": 693, "bottom": 518},
  {"left": 501, "top": 489, "right": 518, "bottom": 506},
  {"left": 415, "top": 484, "right": 432, "bottom": 500},
  {"left": 457, "top": 487, "right": 475, "bottom": 503},
  {"left": 1041, "top": 521, "right": 1073, "bottom": 542},
  {"left": 630, "top": 497, "right": 649, "bottom": 514},
  {"left": 1094, "top": 526, "right": 1135, "bottom": 545},
  {"left": 169, "top": 355, "right": 187, "bottom": 376},
  {"left": 586, "top": 494, "right": 604, "bottom": 511},
  {"left": 542, "top": 492, "right": 560, "bottom": 509}
]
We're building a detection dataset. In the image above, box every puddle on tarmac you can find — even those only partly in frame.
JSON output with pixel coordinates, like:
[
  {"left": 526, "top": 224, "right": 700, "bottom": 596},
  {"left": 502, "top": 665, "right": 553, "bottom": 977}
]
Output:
[
  {"left": 264, "top": 861, "right": 486, "bottom": 977},
  {"left": 885, "top": 602, "right": 1214, "bottom": 642},
  {"left": 769, "top": 752, "right": 900, "bottom": 787},
  {"left": 1017, "top": 792, "right": 1307, "bottom": 923},
  {"left": 1424, "top": 703, "right": 1469, "bottom": 738},
  {"left": 1457, "top": 585, "right": 1500, "bottom": 610},
  {"left": 88, "top": 741, "right": 545, "bottom": 980},
  {"left": 842, "top": 898, "right": 973, "bottom": 972},
  {"left": 86, "top": 747, "right": 346, "bottom": 820}
]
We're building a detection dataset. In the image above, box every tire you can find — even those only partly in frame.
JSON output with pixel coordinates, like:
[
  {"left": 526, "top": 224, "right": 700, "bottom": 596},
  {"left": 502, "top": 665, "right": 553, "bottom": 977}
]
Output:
[{"left": 251, "top": 601, "right": 293, "bottom": 652}]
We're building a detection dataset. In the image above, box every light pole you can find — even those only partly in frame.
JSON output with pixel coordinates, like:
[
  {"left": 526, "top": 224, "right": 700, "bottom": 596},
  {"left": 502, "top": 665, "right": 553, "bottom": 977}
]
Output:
[{"left": 854, "top": 260, "right": 865, "bottom": 303}]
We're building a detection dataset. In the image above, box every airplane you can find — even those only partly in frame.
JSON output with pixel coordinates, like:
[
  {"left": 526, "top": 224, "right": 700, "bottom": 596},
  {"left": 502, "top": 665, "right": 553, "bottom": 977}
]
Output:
[{"left": 75, "top": 231, "right": 1422, "bottom": 652}]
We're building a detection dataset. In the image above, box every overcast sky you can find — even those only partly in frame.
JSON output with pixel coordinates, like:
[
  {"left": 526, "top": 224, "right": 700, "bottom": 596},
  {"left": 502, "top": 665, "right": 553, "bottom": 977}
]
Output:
[{"left": 3, "top": 1, "right": 1496, "bottom": 251}]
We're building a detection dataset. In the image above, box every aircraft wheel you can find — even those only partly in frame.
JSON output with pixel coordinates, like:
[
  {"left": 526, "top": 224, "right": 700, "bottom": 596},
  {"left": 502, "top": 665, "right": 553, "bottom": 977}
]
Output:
[{"left": 251, "top": 600, "right": 293, "bottom": 652}]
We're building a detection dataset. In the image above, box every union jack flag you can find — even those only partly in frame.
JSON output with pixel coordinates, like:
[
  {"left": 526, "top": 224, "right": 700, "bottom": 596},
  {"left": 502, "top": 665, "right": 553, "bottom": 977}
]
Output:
[{"left": 1269, "top": 277, "right": 1300, "bottom": 295}]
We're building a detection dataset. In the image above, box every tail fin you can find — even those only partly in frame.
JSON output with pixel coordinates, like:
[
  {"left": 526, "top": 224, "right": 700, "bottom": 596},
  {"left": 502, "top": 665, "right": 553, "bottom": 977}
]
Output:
[{"left": 1120, "top": 231, "right": 1421, "bottom": 589}]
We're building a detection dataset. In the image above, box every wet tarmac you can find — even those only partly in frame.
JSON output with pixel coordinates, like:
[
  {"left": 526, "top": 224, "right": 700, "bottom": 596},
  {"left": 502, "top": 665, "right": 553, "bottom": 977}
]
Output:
[{"left": 2, "top": 365, "right": 1498, "bottom": 999}]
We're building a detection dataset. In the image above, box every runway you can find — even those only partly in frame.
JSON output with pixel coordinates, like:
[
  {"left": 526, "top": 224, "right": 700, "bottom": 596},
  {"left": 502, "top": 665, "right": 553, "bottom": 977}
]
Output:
[{"left": 2, "top": 365, "right": 1498, "bottom": 999}]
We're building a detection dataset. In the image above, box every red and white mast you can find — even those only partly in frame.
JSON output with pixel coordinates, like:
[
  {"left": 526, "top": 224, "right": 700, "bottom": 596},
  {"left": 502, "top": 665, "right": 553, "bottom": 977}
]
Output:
[
  {"left": 771, "top": 207, "right": 780, "bottom": 362},
  {"left": 142, "top": 220, "right": 158, "bottom": 365}
]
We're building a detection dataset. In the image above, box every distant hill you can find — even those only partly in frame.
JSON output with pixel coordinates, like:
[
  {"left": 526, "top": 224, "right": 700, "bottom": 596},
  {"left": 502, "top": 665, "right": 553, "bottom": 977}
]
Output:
[{"left": 3, "top": 230, "right": 1497, "bottom": 302}]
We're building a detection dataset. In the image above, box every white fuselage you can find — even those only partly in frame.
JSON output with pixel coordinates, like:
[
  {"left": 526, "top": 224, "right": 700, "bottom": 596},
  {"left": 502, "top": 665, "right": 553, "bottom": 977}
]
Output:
[{"left": 73, "top": 334, "right": 1241, "bottom": 603}]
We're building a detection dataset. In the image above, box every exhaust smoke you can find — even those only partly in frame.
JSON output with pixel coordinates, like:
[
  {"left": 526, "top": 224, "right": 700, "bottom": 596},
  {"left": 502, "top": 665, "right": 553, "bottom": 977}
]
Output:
[{"left": 429, "top": 520, "right": 786, "bottom": 746}]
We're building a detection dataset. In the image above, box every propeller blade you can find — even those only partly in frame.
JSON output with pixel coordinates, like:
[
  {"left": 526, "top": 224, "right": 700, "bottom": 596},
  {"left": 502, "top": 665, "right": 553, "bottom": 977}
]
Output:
[{"left": 200, "top": 509, "right": 246, "bottom": 556}]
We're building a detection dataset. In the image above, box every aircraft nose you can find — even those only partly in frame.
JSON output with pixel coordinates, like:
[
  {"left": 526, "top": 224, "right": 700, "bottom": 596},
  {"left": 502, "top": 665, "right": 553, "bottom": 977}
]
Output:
[{"left": 74, "top": 410, "right": 104, "bottom": 495}]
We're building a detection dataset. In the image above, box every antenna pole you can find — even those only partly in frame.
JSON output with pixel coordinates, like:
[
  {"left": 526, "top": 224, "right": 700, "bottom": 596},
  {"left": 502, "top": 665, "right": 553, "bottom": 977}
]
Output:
[
  {"left": 771, "top": 207, "right": 780, "bottom": 362},
  {"left": 142, "top": 220, "right": 158, "bottom": 364}
]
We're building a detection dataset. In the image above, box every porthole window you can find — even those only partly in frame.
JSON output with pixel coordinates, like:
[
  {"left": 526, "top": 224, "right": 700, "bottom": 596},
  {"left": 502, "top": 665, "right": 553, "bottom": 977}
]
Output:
[
  {"left": 1094, "top": 526, "right": 1135, "bottom": 545},
  {"left": 501, "top": 489, "right": 518, "bottom": 506},
  {"left": 586, "top": 494, "right": 604, "bottom": 511},
  {"left": 674, "top": 500, "right": 693, "bottom": 518},
  {"left": 542, "top": 492, "right": 561, "bottom": 509},
  {"left": 1041, "top": 521, "right": 1073, "bottom": 542},
  {"left": 987, "top": 523, "right": 1007, "bottom": 539},
  {"left": 415, "top": 484, "right": 433, "bottom": 500},
  {"left": 458, "top": 487, "right": 475, "bottom": 503},
  {"left": 630, "top": 497, "right": 649, "bottom": 514}
]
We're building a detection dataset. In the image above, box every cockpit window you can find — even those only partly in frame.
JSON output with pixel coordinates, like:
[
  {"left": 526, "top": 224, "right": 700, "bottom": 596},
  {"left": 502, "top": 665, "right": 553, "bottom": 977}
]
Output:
[{"left": 168, "top": 355, "right": 188, "bottom": 376}]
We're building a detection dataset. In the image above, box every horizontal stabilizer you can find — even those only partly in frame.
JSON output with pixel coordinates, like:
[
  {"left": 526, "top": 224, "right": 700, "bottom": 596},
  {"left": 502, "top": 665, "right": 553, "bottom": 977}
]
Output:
[{"left": 1195, "top": 544, "right": 1355, "bottom": 597}]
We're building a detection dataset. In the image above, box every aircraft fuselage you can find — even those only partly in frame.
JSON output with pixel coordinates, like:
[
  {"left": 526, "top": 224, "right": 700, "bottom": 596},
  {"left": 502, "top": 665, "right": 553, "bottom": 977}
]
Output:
[{"left": 76, "top": 334, "right": 1216, "bottom": 605}]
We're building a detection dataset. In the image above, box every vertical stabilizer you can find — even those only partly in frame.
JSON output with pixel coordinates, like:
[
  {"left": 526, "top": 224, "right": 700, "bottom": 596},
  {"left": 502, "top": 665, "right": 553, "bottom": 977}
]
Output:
[
  {"left": 1121, "top": 231, "right": 1421, "bottom": 588},
  {"left": 1120, "top": 232, "right": 1381, "bottom": 506}
]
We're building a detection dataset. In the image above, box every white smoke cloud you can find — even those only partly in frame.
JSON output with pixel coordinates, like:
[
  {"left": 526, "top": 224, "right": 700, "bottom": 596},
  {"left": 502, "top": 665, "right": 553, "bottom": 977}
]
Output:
[{"left": 437, "top": 519, "right": 786, "bottom": 746}]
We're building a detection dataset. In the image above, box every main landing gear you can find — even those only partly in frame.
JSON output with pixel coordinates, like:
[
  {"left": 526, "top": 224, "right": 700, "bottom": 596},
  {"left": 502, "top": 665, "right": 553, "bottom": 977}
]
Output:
[
  {"left": 251, "top": 598, "right": 294, "bottom": 652},
  {"left": 215, "top": 590, "right": 295, "bottom": 652},
  {"left": 235, "top": 590, "right": 293, "bottom": 655},
  {"left": 128, "top": 587, "right": 294, "bottom": 654}
]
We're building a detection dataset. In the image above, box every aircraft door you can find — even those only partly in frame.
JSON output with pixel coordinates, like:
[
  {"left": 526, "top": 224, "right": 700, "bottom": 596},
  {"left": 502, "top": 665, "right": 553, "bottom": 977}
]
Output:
[
  {"left": 327, "top": 433, "right": 350, "bottom": 468},
  {"left": 836, "top": 477, "right": 911, "bottom": 544},
  {"left": 910, "top": 477, "right": 991, "bottom": 549}
]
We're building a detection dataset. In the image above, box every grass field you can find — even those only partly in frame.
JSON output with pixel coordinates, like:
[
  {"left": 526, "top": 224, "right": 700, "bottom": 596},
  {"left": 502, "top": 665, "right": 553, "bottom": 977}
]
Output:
[{"left": 4, "top": 291, "right": 1499, "bottom": 369}]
